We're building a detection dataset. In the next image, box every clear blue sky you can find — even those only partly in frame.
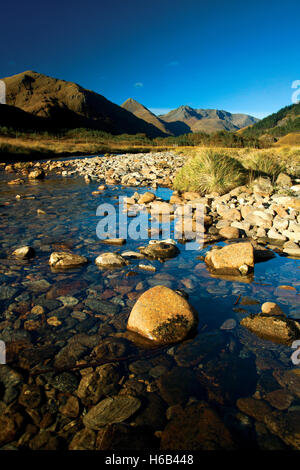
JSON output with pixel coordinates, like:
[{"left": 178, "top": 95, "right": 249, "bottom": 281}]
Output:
[{"left": 1, "top": 0, "right": 300, "bottom": 119}]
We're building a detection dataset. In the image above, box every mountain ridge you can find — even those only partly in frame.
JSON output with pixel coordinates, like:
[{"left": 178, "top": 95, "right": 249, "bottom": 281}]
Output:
[{"left": 1, "top": 70, "right": 166, "bottom": 137}]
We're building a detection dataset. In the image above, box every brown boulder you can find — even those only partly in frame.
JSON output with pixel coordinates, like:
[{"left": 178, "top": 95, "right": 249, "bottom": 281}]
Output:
[
  {"left": 127, "top": 285, "right": 197, "bottom": 344},
  {"left": 205, "top": 242, "right": 254, "bottom": 275}
]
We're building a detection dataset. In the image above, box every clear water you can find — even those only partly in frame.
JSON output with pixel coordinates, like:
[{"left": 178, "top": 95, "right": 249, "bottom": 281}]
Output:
[{"left": 0, "top": 165, "right": 300, "bottom": 449}]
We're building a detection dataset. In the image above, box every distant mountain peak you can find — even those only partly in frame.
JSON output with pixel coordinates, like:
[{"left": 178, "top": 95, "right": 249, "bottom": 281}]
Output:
[{"left": 160, "top": 105, "right": 259, "bottom": 134}]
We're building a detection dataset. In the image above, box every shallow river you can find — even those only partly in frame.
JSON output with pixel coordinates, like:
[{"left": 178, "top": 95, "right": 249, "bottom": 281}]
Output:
[{"left": 0, "top": 162, "right": 300, "bottom": 450}]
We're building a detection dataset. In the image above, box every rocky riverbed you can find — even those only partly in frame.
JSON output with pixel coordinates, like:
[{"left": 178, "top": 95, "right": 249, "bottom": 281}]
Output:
[{"left": 0, "top": 152, "right": 300, "bottom": 450}]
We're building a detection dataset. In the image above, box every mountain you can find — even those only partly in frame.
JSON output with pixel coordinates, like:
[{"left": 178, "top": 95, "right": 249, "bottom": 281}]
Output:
[
  {"left": 0, "top": 103, "right": 50, "bottom": 131},
  {"left": 1, "top": 71, "right": 165, "bottom": 137},
  {"left": 159, "top": 105, "right": 259, "bottom": 134},
  {"left": 121, "top": 98, "right": 171, "bottom": 135},
  {"left": 241, "top": 102, "right": 300, "bottom": 139}
]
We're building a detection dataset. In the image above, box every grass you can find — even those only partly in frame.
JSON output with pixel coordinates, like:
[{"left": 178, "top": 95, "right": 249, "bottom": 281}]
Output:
[
  {"left": 173, "top": 149, "right": 248, "bottom": 195},
  {"left": 0, "top": 135, "right": 172, "bottom": 162},
  {"left": 242, "top": 151, "right": 286, "bottom": 182},
  {"left": 173, "top": 146, "right": 300, "bottom": 194}
]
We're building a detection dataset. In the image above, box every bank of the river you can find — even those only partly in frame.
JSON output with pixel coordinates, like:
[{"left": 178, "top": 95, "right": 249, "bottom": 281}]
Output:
[{"left": 0, "top": 153, "right": 300, "bottom": 450}]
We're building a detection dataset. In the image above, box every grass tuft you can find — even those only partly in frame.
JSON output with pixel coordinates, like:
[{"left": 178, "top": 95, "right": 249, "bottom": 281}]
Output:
[{"left": 173, "top": 149, "right": 248, "bottom": 195}]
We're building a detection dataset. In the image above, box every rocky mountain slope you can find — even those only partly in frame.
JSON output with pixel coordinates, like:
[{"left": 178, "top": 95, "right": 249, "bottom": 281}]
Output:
[
  {"left": 1, "top": 71, "right": 166, "bottom": 137},
  {"left": 159, "top": 106, "right": 259, "bottom": 134}
]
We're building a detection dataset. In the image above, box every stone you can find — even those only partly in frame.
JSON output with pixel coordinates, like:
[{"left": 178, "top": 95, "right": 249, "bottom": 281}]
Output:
[
  {"left": 261, "top": 302, "right": 284, "bottom": 316},
  {"left": 12, "top": 246, "right": 35, "bottom": 259},
  {"left": 150, "top": 201, "right": 173, "bottom": 215},
  {"left": 47, "top": 316, "right": 62, "bottom": 327},
  {"left": 49, "top": 252, "right": 88, "bottom": 269},
  {"left": 77, "top": 364, "right": 121, "bottom": 406},
  {"left": 157, "top": 367, "right": 202, "bottom": 405},
  {"left": 69, "top": 428, "right": 96, "bottom": 450},
  {"left": 101, "top": 238, "right": 126, "bottom": 246},
  {"left": 139, "top": 242, "right": 179, "bottom": 260},
  {"left": 28, "top": 431, "right": 60, "bottom": 450},
  {"left": 276, "top": 173, "right": 292, "bottom": 187},
  {"left": 267, "top": 229, "right": 287, "bottom": 241},
  {"left": 138, "top": 192, "right": 156, "bottom": 204},
  {"left": 237, "top": 397, "right": 272, "bottom": 422},
  {"left": 57, "top": 295, "right": 79, "bottom": 307},
  {"left": 0, "top": 415, "right": 18, "bottom": 446},
  {"left": 31, "top": 305, "right": 45, "bottom": 315},
  {"left": 28, "top": 168, "right": 45, "bottom": 179},
  {"left": 240, "top": 313, "right": 300, "bottom": 345},
  {"left": 60, "top": 396, "right": 80, "bottom": 418},
  {"left": 95, "top": 252, "right": 127, "bottom": 268},
  {"left": 23, "top": 279, "right": 51, "bottom": 292},
  {"left": 205, "top": 242, "right": 254, "bottom": 274},
  {"left": 160, "top": 402, "right": 236, "bottom": 450},
  {"left": 264, "top": 389, "right": 293, "bottom": 410},
  {"left": 0, "top": 286, "right": 18, "bottom": 300},
  {"left": 127, "top": 285, "right": 197, "bottom": 344},
  {"left": 83, "top": 396, "right": 141, "bottom": 430},
  {"left": 219, "top": 226, "right": 240, "bottom": 239},
  {"left": 217, "top": 207, "right": 241, "bottom": 221},
  {"left": 18, "top": 384, "right": 42, "bottom": 409},
  {"left": 253, "top": 177, "right": 273, "bottom": 197},
  {"left": 273, "top": 368, "right": 300, "bottom": 399},
  {"left": 220, "top": 318, "right": 237, "bottom": 330},
  {"left": 84, "top": 297, "right": 119, "bottom": 315}
]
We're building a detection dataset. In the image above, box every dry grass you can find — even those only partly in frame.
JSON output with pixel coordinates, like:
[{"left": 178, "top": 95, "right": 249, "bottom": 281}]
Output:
[
  {"left": 173, "top": 149, "right": 248, "bottom": 195},
  {"left": 0, "top": 135, "right": 173, "bottom": 161},
  {"left": 173, "top": 145, "right": 300, "bottom": 193}
]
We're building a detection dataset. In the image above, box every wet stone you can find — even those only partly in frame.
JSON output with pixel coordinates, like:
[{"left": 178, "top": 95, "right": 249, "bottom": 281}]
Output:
[
  {"left": 69, "top": 428, "right": 96, "bottom": 450},
  {"left": 18, "top": 384, "right": 42, "bottom": 409},
  {"left": 77, "top": 363, "right": 121, "bottom": 406},
  {"left": 84, "top": 297, "right": 120, "bottom": 315},
  {"left": 264, "top": 389, "right": 294, "bottom": 410},
  {"left": 49, "top": 372, "right": 79, "bottom": 394},
  {"left": 157, "top": 367, "right": 203, "bottom": 406},
  {"left": 83, "top": 396, "right": 141, "bottom": 430},
  {"left": 0, "top": 286, "right": 18, "bottom": 300},
  {"left": 161, "top": 402, "right": 236, "bottom": 450}
]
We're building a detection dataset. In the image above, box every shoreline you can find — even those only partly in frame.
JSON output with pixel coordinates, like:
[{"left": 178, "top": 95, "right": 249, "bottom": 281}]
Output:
[{"left": 2, "top": 151, "right": 300, "bottom": 258}]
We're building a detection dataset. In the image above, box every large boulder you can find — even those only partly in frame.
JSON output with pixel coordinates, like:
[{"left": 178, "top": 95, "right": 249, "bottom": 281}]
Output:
[
  {"left": 205, "top": 242, "right": 254, "bottom": 275},
  {"left": 127, "top": 285, "right": 197, "bottom": 344},
  {"left": 49, "top": 252, "right": 88, "bottom": 269}
]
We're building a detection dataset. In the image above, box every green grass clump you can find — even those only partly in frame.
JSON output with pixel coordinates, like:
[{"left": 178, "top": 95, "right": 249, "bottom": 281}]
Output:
[{"left": 173, "top": 149, "right": 248, "bottom": 195}]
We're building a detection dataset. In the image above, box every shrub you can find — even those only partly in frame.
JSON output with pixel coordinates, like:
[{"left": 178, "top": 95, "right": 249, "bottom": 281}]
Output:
[{"left": 173, "top": 149, "right": 248, "bottom": 195}]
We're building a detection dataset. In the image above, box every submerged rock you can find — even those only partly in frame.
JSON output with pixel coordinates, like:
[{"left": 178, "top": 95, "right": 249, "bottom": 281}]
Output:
[
  {"left": 83, "top": 396, "right": 141, "bottom": 430},
  {"left": 49, "top": 252, "right": 88, "bottom": 269},
  {"left": 139, "top": 241, "right": 179, "bottom": 260},
  {"left": 240, "top": 312, "right": 300, "bottom": 345},
  {"left": 160, "top": 402, "right": 236, "bottom": 450},
  {"left": 127, "top": 285, "right": 197, "bottom": 344}
]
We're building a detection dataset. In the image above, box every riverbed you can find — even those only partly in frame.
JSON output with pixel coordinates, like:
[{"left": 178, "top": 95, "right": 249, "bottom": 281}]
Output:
[{"left": 0, "top": 162, "right": 300, "bottom": 450}]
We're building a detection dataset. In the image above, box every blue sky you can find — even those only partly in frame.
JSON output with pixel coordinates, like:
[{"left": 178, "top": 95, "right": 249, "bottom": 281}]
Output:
[{"left": 1, "top": 0, "right": 300, "bottom": 119}]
